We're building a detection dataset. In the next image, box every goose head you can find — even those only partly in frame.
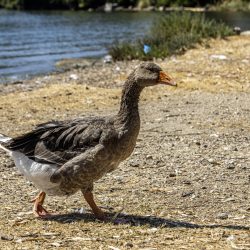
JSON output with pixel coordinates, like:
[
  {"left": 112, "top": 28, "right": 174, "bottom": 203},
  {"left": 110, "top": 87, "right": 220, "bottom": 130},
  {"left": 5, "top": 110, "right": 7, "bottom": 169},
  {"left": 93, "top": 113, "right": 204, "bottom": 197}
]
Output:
[{"left": 133, "top": 62, "right": 176, "bottom": 87}]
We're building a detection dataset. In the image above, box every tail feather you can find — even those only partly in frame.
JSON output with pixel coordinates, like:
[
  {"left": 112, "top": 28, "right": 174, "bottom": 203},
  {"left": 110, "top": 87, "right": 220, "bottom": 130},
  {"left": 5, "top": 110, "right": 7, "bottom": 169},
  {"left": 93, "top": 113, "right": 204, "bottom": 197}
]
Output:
[
  {"left": 0, "top": 134, "right": 12, "bottom": 153},
  {"left": 0, "top": 133, "right": 12, "bottom": 143}
]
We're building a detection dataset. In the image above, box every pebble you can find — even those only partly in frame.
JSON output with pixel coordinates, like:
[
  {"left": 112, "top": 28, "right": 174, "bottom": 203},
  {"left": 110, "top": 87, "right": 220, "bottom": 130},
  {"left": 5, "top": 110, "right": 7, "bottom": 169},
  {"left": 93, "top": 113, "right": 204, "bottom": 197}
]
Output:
[
  {"left": 125, "top": 242, "right": 133, "bottom": 248},
  {"left": 210, "top": 54, "right": 228, "bottom": 60},
  {"left": 222, "top": 197, "right": 235, "bottom": 202},
  {"left": 69, "top": 74, "right": 78, "bottom": 80},
  {"left": 51, "top": 242, "right": 61, "bottom": 247},
  {"left": 182, "top": 191, "right": 194, "bottom": 197},
  {"left": 108, "top": 246, "right": 120, "bottom": 250},
  {"left": 129, "top": 160, "right": 140, "bottom": 167},
  {"left": 155, "top": 159, "right": 163, "bottom": 165},
  {"left": 103, "top": 55, "right": 112, "bottom": 63},
  {"left": 146, "top": 155, "right": 153, "bottom": 160},
  {"left": 217, "top": 212, "right": 229, "bottom": 220},
  {"left": 207, "top": 158, "right": 220, "bottom": 165},
  {"left": 169, "top": 173, "right": 176, "bottom": 177},
  {"left": 148, "top": 227, "right": 158, "bottom": 233},
  {"left": 0, "top": 235, "right": 14, "bottom": 241}
]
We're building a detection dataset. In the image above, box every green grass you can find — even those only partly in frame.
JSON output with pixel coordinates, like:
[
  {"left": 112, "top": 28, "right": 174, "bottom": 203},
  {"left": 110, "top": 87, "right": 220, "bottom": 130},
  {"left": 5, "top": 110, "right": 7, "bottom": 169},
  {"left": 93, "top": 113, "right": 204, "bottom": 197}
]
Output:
[{"left": 109, "top": 12, "right": 233, "bottom": 61}]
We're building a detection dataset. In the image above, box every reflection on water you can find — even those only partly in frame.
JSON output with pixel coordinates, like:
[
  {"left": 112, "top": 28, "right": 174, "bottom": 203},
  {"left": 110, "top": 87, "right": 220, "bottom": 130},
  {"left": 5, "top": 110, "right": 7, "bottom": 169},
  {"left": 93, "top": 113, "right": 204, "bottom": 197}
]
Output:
[{"left": 0, "top": 10, "right": 249, "bottom": 82}]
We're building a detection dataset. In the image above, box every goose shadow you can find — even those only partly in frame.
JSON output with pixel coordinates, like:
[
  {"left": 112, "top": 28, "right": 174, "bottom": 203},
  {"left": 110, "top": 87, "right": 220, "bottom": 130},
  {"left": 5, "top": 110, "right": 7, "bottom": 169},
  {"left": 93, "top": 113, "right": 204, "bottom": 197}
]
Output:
[{"left": 42, "top": 211, "right": 250, "bottom": 231}]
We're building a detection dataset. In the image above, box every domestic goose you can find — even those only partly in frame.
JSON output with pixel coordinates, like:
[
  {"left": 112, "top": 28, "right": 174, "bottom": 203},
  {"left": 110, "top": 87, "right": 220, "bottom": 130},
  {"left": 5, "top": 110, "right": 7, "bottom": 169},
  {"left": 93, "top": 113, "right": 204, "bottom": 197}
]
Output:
[{"left": 0, "top": 62, "right": 176, "bottom": 219}]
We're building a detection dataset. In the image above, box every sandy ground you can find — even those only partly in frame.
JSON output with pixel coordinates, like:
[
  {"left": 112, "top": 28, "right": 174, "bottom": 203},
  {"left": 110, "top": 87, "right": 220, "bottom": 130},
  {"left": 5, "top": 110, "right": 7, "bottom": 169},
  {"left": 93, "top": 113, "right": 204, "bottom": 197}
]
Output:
[{"left": 0, "top": 36, "right": 249, "bottom": 249}]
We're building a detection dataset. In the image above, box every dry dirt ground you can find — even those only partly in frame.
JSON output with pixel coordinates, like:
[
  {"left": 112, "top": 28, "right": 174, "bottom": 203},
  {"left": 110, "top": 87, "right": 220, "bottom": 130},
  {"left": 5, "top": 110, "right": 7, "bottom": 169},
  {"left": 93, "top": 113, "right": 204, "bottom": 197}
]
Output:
[{"left": 0, "top": 36, "right": 249, "bottom": 249}]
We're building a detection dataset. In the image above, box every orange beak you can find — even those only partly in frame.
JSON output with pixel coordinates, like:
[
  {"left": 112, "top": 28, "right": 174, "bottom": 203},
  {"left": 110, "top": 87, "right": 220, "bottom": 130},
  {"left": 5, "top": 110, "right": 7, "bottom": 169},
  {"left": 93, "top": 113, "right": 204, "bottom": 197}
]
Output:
[{"left": 159, "top": 71, "right": 177, "bottom": 86}]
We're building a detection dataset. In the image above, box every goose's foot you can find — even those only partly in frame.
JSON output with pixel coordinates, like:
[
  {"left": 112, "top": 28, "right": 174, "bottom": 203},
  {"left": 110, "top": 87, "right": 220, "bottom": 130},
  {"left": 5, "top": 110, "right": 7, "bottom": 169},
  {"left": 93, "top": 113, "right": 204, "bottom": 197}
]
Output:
[
  {"left": 31, "top": 191, "right": 50, "bottom": 218},
  {"left": 83, "top": 191, "right": 106, "bottom": 220},
  {"left": 34, "top": 204, "right": 50, "bottom": 218}
]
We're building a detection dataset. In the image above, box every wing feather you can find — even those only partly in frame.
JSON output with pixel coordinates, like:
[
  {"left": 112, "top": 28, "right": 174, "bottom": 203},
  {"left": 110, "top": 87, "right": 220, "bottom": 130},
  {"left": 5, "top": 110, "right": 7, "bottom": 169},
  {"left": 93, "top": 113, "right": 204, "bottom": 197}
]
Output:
[{"left": 5, "top": 117, "right": 107, "bottom": 166}]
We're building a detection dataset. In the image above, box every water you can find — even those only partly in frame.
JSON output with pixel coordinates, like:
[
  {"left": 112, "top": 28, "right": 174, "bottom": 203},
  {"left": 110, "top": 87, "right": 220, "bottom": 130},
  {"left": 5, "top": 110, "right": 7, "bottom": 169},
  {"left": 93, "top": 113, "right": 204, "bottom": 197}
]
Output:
[
  {"left": 0, "top": 10, "right": 249, "bottom": 83},
  {"left": 0, "top": 11, "right": 158, "bottom": 82}
]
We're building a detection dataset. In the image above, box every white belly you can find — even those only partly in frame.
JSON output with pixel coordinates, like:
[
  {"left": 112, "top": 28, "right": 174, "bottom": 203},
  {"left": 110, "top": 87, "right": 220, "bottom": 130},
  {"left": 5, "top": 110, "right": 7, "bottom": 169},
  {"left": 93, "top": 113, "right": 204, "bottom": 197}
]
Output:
[
  {"left": 0, "top": 135, "right": 63, "bottom": 196},
  {"left": 10, "top": 151, "right": 63, "bottom": 196}
]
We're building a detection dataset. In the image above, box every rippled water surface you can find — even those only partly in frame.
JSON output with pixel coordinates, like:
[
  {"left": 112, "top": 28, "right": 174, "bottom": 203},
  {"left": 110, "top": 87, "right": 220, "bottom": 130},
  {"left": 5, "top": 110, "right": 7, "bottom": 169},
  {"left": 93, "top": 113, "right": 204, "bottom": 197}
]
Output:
[
  {"left": 0, "top": 11, "right": 159, "bottom": 82},
  {"left": 0, "top": 10, "right": 249, "bottom": 83}
]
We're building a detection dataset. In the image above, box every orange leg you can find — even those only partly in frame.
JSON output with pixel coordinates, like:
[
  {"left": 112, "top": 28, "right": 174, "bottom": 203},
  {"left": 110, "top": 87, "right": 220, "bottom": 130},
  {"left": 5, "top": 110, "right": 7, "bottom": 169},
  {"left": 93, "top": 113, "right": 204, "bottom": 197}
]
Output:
[
  {"left": 83, "top": 191, "right": 105, "bottom": 220},
  {"left": 31, "top": 191, "right": 50, "bottom": 218}
]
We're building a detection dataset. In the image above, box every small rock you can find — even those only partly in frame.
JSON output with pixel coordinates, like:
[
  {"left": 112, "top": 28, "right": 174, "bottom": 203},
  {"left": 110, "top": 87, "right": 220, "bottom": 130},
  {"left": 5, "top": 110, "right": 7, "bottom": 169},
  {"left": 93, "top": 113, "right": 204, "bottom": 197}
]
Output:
[
  {"left": 71, "top": 237, "right": 92, "bottom": 241},
  {"left": 242, "top": 59, "right": 249, "bottom": 64},
  {"left": 226, "top": 159, "right": 235, "bottom": 164},
  {"left": 129, "top": 160, "right": 139, "bottom": 167},
  {"left": 223, "top": 197, "right": 235, "bottom": 202},
  {"left": 103, "top": 55, "right": 112, "bottom": 63},
  {"left": 182, "top": 191, "right": 194, "bottom": 197},
  {"left": 226, "top": 159, "right": 236, "bottom": 169},
  {"left": 169, "top": 173, "right": 176, "bottom": 177},
  {"left": 124, "top": 242, "right": 133, "bottom": 248},
  {"left": 183, "top": 180, "right": 191, "bottom": 185},
  {"left": 207, "top": 158, "right": 220, "bottom": 165},
  {"left": 210, "top": 54, "right": 228, "bottom": 60},
  {"left": 155, "top": 159, "right": 163, "bottom": 165},
  {"left": 217, "top": 212, "right": 229, "bottom": 220},
  {"left": 210, "top": 133, "right": 219, "bottom": 138},
  {"left": 108, "top": 246, "right": 120, "bottom": 250},
  {"left": 1, "top": 235, "right": 14, "bottom": 241},
  {"left": 146, "top": 155, "right": 153, "bottom": 160},
  {"left": 69, "top": 74, "right": 78, "bottom": 80}
]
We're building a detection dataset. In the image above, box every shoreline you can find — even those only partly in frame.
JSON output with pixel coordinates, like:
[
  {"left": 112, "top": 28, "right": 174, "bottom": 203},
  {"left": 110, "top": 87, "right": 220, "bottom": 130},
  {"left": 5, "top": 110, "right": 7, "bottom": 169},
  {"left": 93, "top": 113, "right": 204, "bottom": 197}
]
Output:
[
  {"left": 0, "top": 35, "right": 249, "bottom": 95},
  {"left": 1, "top": 5, "right": 250, "bottom": 12},
  {"left": 1, "top": 11, "right": 249, "bottom": 85}
]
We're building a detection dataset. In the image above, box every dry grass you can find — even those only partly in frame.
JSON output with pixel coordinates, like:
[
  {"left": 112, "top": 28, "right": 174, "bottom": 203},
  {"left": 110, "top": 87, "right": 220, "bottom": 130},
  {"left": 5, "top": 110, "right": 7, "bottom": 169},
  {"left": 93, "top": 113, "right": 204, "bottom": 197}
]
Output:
[
  {"left": 0, "top": 35, "right": 249, "bottom": 249},
  {"left": 164, "top": 36, "right": 250, "bottom": 93}
]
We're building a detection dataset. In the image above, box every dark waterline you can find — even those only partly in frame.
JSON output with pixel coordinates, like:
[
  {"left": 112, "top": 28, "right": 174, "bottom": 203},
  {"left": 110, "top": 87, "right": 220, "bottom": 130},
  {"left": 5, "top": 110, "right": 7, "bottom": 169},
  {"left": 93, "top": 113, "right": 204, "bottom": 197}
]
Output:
[{"left": 0, "top": 10, "right": 249, "bottom": 83}]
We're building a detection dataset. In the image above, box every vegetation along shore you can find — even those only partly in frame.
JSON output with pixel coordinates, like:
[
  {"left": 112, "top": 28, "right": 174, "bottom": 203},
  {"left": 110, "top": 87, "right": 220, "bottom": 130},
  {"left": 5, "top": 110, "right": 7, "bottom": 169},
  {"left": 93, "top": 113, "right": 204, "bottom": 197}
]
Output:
[{"left": 0, "top": 0, "right": 249, "bottom": 11}]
